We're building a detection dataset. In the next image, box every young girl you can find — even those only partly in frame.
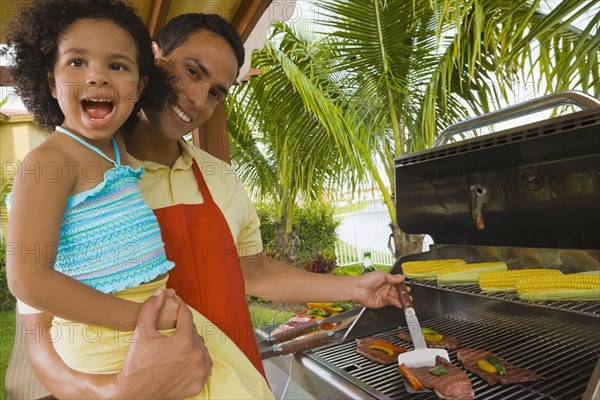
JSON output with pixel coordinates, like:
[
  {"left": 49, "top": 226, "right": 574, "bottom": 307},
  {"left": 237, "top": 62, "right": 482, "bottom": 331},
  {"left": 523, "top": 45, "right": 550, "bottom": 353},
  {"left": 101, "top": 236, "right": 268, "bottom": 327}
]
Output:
[{"left": 4, "top": 1, "right": 272, "bottom": 398}]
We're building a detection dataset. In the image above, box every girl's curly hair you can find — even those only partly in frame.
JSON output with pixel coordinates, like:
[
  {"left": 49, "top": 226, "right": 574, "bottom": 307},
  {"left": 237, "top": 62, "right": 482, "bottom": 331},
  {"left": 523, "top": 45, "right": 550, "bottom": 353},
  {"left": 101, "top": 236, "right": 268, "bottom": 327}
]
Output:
[{"left": 1, "top": 0, "right": 174, "bottom": 132}]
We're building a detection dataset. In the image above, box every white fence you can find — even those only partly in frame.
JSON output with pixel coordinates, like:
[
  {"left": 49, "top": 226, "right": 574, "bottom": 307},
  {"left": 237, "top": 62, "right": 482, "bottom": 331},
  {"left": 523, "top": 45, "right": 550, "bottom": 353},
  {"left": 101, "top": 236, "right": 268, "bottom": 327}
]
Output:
[{"left": 334, "top": 204, "right": 397, "bottom": 267}]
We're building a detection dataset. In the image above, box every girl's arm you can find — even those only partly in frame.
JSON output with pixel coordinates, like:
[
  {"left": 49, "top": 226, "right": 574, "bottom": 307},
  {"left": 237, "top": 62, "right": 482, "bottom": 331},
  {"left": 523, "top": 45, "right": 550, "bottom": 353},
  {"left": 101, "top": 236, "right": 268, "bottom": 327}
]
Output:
[{"left": 7, "top": 145, "right": 141, "bottom": 330}]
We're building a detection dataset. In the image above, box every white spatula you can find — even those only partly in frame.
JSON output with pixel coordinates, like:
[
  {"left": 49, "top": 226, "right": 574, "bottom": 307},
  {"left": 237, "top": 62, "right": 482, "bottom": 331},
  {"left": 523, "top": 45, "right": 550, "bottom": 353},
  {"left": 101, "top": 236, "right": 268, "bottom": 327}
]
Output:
[{"left": 397, "top": 282, "right": 449, "bottom": 392}]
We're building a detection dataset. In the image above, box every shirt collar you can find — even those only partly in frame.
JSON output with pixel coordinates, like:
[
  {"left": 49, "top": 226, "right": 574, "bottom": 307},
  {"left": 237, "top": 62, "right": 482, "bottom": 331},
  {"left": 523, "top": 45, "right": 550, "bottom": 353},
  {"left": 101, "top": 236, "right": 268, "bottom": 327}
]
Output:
[{"left": 127, "top": 139, "right": 194, "bottom": 171}]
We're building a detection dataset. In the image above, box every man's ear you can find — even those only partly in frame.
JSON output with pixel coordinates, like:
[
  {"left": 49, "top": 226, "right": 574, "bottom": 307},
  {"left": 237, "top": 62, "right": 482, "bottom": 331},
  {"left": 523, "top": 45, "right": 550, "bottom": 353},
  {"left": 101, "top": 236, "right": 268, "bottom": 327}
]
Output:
[
  {"left": 137, "top": 76, "right": 148, "bottom": 99},
  {"left": 151, "top": 41, "right": 163, "bottom": 59},
  {"left": 47, "top": 72, "right": 57, "bottom": 98}
]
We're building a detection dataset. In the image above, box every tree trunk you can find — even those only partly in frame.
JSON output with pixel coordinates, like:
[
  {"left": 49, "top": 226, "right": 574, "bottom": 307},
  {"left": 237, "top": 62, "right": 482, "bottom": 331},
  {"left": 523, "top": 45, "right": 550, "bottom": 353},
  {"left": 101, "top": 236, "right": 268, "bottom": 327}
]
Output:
[
  {"left": 274, "top": 216, "right": 300, "bottom": 264},
  {"left": 389, "top": 222, "right": 424, "bottom": 259}
]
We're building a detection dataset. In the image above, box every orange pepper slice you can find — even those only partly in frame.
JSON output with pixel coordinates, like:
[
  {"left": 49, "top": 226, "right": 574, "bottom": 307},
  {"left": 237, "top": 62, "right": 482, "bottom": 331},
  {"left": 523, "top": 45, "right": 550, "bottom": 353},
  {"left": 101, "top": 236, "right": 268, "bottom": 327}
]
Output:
[
  {"left": 368, "top": 344, "right": 394, "bottom": 356},
  {"left": 372, "top": 340, "right": 407, "bottom": 354},
  {"left": 399, "top": 363, "right": 425, "bottom": 391}
]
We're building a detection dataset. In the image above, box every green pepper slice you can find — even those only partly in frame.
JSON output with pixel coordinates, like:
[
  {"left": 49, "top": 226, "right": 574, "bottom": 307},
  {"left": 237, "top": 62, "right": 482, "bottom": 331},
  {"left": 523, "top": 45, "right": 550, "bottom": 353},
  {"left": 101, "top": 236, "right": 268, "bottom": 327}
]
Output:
[
  {"left": 421, "top": 327, "right": 439, "bottom": 334},
  {"left": 428, "top": 366, "right": 449, "bottom": 376},
  {"left": 307, "top": 308, "right": 328, "bottom": 316},
  {"left": 485, "top": 356, "right": 506, "bottom": 376}
]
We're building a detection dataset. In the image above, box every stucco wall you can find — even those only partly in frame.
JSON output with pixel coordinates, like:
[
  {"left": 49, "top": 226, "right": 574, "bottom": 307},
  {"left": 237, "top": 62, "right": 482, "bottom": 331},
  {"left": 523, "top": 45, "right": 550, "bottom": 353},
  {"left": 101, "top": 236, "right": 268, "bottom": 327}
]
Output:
[{"left": 1, "top": 119, "right": 47, "bottom": 164}]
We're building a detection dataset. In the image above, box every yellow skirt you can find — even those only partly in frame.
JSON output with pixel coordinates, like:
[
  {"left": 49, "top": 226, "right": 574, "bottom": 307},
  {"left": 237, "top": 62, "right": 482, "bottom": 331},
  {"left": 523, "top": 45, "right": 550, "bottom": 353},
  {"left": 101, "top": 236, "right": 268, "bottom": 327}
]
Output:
[{"left": 52, "top": 277, "right": 273, "bottom": 399}]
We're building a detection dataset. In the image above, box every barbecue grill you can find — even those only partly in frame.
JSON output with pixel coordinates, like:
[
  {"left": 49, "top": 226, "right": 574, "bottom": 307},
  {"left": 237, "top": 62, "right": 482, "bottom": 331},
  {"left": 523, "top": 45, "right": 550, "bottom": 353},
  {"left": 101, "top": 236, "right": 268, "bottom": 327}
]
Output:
[{"left": 262, "top": 91, "right": 600, "bottom": 400}]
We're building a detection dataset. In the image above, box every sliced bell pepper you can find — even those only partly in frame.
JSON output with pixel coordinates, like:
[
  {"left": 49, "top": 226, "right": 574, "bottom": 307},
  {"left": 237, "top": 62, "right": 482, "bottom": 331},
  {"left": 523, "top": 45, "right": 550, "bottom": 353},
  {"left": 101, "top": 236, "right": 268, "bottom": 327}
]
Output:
[
  {"left": 399, "top": 363, "right": 425, "bottom": 391},
  {"left": 485, "top": 356, "right": 506, "bottom": 376},
  {"left": 371, "top": 340, "right": 407, "bottom": 354},
  {"left": 307, "top": 308, "right": 329, "bottom": 317},
  {"left": 477, "top": 359, "right": 497, "bottom": 373},
  {"left": 368, "top": 344, "right": 394, "bottom": 356},
  {"left": 423, "top": 333, "right": 444, "bottom": 342},
  {"left": 307, "top": 302, "right": 335, "bottom": 308}
]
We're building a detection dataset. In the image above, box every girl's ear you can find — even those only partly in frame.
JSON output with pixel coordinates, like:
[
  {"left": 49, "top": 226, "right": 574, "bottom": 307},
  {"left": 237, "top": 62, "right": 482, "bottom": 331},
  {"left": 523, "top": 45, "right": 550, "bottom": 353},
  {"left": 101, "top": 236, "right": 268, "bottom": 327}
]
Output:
[
  {"left": 151, "top": 41, "right": 163, "bottom": 59},
  {"left": 47, "top": 72, "right": 57, "bottom": 98}
]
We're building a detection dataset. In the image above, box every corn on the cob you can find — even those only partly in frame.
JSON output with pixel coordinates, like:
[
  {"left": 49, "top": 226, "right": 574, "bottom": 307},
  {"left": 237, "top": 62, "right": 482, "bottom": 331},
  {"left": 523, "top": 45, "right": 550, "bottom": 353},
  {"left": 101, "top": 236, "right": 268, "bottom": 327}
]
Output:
[
  {"left": 401, "top": 259, "right": 466, "bottom": 280},
  {"left": 516, "top": 274, "right": 600, "bottom": 301},
  {"left": 437, "top": 262, "right": 507, "bottom": 286},
  {"left": 478, "top": 269, "right": 562, "bottom": 293}
]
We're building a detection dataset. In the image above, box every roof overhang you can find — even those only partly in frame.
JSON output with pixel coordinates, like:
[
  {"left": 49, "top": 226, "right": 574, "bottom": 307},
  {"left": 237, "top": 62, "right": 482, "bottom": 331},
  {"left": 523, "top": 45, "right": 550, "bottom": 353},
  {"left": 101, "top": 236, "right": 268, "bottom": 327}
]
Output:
[{"left": 0, "top": 0, "right": 297, "bottom": 85}]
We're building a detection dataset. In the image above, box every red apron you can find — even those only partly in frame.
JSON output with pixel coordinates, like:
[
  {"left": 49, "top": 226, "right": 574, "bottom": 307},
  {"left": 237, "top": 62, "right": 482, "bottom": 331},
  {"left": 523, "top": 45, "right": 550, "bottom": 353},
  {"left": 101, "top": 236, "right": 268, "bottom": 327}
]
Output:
[{"left": 153, "top": 160, "right": 265, "bottom": 377}]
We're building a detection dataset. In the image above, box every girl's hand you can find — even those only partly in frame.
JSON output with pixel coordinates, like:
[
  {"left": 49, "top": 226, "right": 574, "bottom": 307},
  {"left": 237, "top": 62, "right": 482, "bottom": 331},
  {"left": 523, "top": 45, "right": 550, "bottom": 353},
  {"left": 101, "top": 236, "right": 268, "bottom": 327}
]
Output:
[{"left": 156, "top": 294, "right": 181, "bottom": 330}]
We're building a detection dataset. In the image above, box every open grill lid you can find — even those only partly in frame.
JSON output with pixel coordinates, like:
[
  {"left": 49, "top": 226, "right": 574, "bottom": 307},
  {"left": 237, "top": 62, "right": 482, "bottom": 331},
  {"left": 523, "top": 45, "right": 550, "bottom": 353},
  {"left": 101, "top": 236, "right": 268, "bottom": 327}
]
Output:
[{"left": 394, "top": 91, "right": 600, "bottom": 250}]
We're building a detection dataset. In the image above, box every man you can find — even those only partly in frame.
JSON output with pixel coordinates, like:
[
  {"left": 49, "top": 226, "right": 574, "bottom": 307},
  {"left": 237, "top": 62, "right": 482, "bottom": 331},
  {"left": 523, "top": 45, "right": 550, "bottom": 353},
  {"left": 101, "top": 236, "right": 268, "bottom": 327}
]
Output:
[{"left": 19, "top": 13, "right": 407, "bottom": 398}]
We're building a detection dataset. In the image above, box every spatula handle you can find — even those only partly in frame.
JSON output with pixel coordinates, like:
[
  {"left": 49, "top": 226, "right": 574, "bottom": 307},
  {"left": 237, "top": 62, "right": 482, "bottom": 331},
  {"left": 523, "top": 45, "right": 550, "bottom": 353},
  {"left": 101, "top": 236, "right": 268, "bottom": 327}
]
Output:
[
  {"left": 276, "top": 331, "right": 332, "bottom": 355},
  {"left": 397, "top": 282, "right": 413, "bottom": 308},
  {"left": 265, "top": 320, "right": 320, "bottom": 345}
]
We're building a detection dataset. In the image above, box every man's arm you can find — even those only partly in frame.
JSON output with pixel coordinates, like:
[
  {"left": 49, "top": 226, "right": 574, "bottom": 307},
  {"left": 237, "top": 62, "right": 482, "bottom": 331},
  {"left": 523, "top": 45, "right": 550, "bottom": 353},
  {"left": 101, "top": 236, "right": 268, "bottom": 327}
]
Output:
[
  {"left": 241, "top": 252, "right": 406, "bottom": 308},
  {"left": 25, "top": 290, "right": 211, "bottom": 399}
]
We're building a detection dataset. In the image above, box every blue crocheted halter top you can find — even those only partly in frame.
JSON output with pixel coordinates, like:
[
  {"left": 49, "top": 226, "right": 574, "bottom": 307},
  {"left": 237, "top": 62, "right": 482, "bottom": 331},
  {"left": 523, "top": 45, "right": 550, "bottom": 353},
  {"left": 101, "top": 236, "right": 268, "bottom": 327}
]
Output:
[{"left": 50, "top": 127, "right": 174, "bottom": 293}]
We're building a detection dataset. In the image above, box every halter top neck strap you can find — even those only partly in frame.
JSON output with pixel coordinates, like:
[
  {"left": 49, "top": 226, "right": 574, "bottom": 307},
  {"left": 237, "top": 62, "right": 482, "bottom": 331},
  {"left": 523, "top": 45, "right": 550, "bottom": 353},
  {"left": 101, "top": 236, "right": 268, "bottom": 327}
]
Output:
[{"left": 55, "top": 126, "right": 120, "bottom": 166}]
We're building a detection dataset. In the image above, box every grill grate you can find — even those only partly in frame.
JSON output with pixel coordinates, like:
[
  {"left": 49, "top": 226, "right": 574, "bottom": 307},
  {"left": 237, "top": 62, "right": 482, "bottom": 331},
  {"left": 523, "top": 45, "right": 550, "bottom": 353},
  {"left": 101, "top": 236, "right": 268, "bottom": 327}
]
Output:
[
  {"left": 306, "top": 305, "right": 600, "bottom": 400},
  {"left": 406, "top": 278, "right": 600, "bottom": 319}
]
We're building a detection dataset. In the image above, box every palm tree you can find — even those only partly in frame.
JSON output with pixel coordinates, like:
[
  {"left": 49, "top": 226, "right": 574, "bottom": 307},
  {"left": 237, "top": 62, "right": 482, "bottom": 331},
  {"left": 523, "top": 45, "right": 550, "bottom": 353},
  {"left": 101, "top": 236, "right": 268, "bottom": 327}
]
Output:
[
  {"left": 228, "top": 0, "right": 599, "bottom": 259},
  {"left": 227, "top": 22, "right": 359, "bottom": 261}
]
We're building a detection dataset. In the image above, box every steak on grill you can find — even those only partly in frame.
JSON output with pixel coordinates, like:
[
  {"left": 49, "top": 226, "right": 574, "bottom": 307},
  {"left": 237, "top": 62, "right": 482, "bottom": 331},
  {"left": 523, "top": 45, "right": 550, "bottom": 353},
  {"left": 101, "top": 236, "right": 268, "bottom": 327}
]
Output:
[
  {"left": 397, "top": 330, "right": 461, "bottom": 350},
  {"left": 356, "top": 337, "right": 406, "bottom": 365},
  {"left": 408, "top": 356, "right": 474, "bottom": 400},
  {"left": 457, "top": 348, "right": 545, "bottom": 385}
]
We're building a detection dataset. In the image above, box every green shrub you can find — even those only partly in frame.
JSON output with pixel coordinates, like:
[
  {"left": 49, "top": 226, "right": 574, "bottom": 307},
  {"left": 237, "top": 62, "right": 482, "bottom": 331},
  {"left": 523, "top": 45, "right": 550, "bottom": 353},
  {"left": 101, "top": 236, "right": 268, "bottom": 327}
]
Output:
[
  {"left": 255, "top": 203, "right": 277, "bottom": 255},
  {"left": 294, "top": 202, "right": 339, "bottom": 264},
  {"left": 303, "top": 252, "right": 337, "bottom": 274},
  {"left": 0, "top": 240, "right": 15, "bottom": 311},
  {"left": 255, "top": 201, "right": 340, "bottom": 268}
]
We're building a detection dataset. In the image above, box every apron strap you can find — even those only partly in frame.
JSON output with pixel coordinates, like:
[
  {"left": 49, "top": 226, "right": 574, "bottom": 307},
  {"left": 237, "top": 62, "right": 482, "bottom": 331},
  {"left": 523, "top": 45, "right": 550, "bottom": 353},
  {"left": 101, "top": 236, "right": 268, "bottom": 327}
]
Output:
[{"left": 192, "top": 160, "right": 215, "bottom": 204}]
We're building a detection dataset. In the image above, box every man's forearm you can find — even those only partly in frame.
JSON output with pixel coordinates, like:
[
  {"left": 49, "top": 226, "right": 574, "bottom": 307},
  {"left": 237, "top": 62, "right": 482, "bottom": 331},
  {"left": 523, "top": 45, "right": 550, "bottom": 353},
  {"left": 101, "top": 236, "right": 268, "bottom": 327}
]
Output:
[
  {"left": 24, "top": 291, "right": 210, "bottom": 400},
  {"left": 24, "top": 314, "right": 119, "bottom": 399}
]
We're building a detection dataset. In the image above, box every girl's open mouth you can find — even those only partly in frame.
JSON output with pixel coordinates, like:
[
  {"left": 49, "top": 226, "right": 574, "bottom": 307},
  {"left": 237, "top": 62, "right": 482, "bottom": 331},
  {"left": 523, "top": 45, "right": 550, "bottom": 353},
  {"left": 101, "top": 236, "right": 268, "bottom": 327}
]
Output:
[{"left": 82, "top": 99, "right": 114, "bottom": 121}]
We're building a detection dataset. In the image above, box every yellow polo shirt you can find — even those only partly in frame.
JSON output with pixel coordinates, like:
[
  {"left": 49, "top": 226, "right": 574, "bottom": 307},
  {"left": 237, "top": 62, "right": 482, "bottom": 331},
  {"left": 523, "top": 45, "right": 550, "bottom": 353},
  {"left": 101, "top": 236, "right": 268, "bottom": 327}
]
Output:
[
  {"left": 17, "top": 140, "right": 263, "bottom": 315},
  {"left": 128, "top": 139, "right": 263, "bottom": 258}
]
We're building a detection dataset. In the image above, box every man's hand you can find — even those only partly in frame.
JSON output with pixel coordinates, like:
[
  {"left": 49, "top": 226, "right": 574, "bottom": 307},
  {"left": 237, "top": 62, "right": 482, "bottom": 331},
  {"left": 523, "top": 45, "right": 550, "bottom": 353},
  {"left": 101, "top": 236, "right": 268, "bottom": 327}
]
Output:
[
  {"left": 352, "top": 271, "right": 407, "bottom": 309},
  {"left": 113, "top": 289, "right": 212, "bottom": 399}
]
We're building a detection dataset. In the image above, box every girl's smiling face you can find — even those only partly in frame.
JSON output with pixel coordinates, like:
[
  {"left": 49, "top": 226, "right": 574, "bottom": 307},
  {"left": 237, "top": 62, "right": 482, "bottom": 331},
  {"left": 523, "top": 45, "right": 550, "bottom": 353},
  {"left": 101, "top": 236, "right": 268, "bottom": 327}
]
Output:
[{"left": 49, "top": 19, "right": 146, "bottom": 144}]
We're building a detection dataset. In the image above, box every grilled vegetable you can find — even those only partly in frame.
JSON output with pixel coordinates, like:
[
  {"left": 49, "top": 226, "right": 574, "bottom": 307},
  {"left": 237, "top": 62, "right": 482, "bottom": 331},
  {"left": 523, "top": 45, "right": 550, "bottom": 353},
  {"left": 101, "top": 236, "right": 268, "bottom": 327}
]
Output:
[
  {"left": 334, "top": 302, "right": 354, "bottom": 312},
  {"left": 399, "top": 363, "right": 425, "bottom": 391},
  {"left": 401, "top": 259, "right": 466, "bottom": 280},
  {"left": 437, "top": 262, "right": 507, "bottom": 285},
  {"left": 421, "top": 327, "right": 439, "bottom": 334},
  {"left": 368, "top": 344, "right": 394, "bottom": 356},
  {"left": 307, "top": 308, "right": 328, "bottom": 316},
  {"left": 478, "top": 269, "right": 562, "bottom": 293},
  {"left": 307, "top": 302, "right": 334, "bottom": 308},
  {"left": 476, "top": 359, "right": 497, "bottom": 373},
  {"left": 429, "top": 366, "right": 449, "bottom": 376},
  {"left": 424, "top": 333, "right": 444, "bottom": 342},
  {"left": 370, "top": 340, "right": 407, "bottom": 354},
  {"left": 516, "top": 274, "right": 600, "bottom": 301},
  {"left": 485, "top": 356, "right": 506, "bottom": 375}
]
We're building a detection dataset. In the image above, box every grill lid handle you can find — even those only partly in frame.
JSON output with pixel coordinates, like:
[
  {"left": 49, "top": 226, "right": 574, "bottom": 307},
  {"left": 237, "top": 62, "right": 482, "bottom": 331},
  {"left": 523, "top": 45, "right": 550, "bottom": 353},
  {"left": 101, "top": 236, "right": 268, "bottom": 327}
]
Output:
[{"left": 433, "top": 90, "right": 600, "bottom": 147}]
